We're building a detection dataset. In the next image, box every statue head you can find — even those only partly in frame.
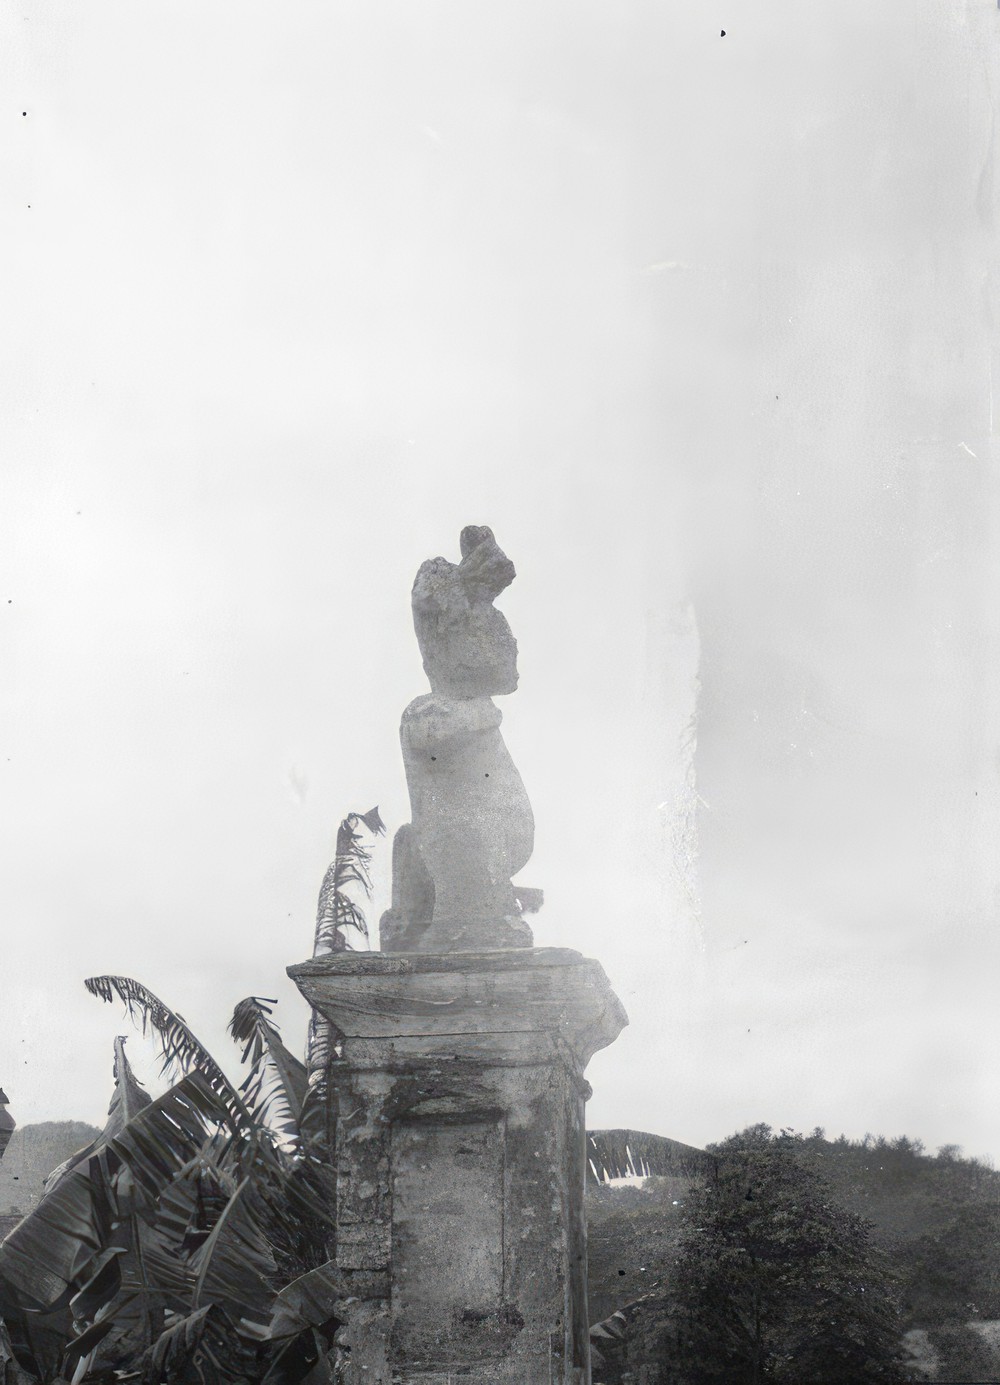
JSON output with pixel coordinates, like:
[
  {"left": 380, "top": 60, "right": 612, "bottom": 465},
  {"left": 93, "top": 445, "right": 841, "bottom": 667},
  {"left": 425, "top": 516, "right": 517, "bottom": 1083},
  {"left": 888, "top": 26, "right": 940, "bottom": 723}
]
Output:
[{"left": 412, "top": 526, "right": 519, "bottom": 697}]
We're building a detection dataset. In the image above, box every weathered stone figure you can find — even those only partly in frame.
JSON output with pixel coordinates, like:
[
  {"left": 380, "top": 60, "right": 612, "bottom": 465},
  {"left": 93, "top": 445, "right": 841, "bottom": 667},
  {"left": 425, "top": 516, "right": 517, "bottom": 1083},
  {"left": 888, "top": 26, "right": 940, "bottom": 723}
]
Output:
[
  {"left": 289, "top": 525, "right": 626, "bottom": 1382},
  {"left": 382, "top": 524, "right": 539, "bottom": 952}
]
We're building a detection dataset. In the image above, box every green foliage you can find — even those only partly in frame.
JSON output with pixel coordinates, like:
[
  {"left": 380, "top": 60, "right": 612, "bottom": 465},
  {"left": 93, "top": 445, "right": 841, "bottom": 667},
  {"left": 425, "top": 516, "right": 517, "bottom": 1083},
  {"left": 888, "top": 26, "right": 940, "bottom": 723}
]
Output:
[
  {"left": 586, "top": 1175, "right": 692, "bottom": 1324},
  {"left": 588, "top": 1125, "right": 1000, "bottom": 1384},
  {"left": 0, "top": 803, "right": 385, "bottom": 1383},
  {"left": 782, "top": 1127, "right": 1000, "bottom": 1328},
  {"left": 586, "top": 1127, "right": 915, "bottom": 1385},
  {"left": 312, "top": 807, "right": 385, "bottom": 955},
  {"left": 668, "top": 1125, "right": 906, "bottom": 1384},
  {"left": 83, "top": 977, "right": 251, "bottom": 1131},
  {"left": 0, "top": 996, "right": 342, "bottom": 1384},
  {"left": 229, "top": 999, "right": 309, "bottom": 1143}
]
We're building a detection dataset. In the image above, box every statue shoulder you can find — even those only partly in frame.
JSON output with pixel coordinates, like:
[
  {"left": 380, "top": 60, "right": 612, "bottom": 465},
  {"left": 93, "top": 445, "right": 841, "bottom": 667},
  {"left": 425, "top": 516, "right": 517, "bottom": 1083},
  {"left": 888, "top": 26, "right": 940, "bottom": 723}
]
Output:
[{"left": 401, "top": 695, "right": 502, "bottom": 748}]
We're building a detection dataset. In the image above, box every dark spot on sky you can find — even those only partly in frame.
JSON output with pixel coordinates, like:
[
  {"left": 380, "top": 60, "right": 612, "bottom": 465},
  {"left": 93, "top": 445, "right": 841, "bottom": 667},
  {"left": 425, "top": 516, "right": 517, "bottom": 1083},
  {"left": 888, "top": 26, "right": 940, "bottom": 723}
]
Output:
[{"left": 721, "top": 30, "right": 726, "bottom": 37}]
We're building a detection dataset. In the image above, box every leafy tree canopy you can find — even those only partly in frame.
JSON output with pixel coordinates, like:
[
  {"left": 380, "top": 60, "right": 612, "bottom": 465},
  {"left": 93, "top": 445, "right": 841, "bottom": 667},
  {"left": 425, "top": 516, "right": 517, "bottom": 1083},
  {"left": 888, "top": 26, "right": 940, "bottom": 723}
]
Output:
[{"left": 664, "top": 1125, "right": 907, "bottom": 1385}]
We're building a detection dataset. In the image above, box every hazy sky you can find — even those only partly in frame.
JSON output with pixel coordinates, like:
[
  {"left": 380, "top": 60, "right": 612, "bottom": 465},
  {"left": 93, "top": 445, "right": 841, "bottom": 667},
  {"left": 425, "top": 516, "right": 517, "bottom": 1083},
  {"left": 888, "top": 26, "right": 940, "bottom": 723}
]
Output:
[{"left": 2, "top": 0, "right": 998, "bottom": 1164}]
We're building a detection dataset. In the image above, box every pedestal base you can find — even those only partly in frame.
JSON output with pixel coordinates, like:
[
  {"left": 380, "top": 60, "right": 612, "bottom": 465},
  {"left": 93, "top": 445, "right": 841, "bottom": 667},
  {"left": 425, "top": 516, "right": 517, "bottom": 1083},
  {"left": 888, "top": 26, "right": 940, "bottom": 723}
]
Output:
[{"left": 288, "top": 948, "right": 627, "bottom": 1385}]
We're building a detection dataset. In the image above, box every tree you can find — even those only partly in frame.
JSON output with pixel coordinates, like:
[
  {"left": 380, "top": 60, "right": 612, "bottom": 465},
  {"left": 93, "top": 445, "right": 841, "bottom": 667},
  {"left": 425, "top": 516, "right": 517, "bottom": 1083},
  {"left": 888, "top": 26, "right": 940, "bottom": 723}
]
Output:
[
  {"left": 666, "top": 1125, "right": 906, "bottom": 1385},
  {"left": 0, "top": 806, "right": 386, "bottom": 1384}
]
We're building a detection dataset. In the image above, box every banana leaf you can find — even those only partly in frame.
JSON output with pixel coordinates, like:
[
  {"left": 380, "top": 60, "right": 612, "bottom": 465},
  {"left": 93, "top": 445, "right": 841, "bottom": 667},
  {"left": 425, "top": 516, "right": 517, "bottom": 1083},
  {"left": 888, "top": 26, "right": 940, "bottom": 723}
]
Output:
[
  {"left": 266, "top": 1264, "right": 346, "bottom": 1344},
  {"left": 44, "top": 1038, "right": 150, "bottom": 1199},
  {"left": 0, "top": 1150, "right": 117, "bottom": 1313},
  {"left": 85, "top": 978, "right": 251, "bottom": 1134},
  {"left": 107, "top": 1073, "right": 230, "bottom": 1211},
  {"left": 0, "top": 1317, "right": 36, "bottom": 1385},
  {"left": 258, "top": 1263, "right": 347, "bottom": 1385},
  {"left": 0, "top": 1040, "right": 152, "bottom": 1313},
  {"left": 189, "top": 1179, "right": 276, "bottom": 1330},
  {"left": 229, "top": 1000, "right": 308, "bottom": 1141},
  {"left": 140, "top": 1303, "right": 256, "bottom": 1385}
]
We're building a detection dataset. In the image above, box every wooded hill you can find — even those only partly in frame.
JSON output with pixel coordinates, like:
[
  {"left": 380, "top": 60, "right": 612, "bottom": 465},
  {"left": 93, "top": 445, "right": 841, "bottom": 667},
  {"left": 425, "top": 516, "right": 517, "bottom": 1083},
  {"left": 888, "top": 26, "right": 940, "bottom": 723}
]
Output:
[
  {"left": 584, "top": 1126, "right": 1000, "bottom": 1383},
  {"left": 787, "top": 1129, "right": 1000, "bottom": 1328}
]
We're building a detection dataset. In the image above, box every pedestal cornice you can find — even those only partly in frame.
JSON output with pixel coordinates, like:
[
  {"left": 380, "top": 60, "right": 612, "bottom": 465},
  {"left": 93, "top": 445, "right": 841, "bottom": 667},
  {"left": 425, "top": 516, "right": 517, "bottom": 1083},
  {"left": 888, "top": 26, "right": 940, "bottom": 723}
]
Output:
[{"left": 287, "top": 946, "right": 628, "bottom": 1071}]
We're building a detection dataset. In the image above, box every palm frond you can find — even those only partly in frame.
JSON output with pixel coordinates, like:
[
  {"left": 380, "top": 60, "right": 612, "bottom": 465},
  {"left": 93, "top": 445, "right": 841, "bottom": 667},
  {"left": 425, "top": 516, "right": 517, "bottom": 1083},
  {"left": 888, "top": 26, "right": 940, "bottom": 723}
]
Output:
[
  {"left": 229, "top": 999, "right": 308, "bottom": 1139},
  {"left": 312, "top": 807, "right": 385, "bottom": 955},
  {"left": 85, "top": 977, "right": 250, "bottom": 1130},
  {"left": 306, "top": 809, "right": 385, "bottom": 1179}
]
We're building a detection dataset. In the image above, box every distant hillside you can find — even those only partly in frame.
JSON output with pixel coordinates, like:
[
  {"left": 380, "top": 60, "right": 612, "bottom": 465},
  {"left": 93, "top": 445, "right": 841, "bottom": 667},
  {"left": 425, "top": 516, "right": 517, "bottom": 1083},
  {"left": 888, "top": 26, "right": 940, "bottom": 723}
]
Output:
[
  {"left": 585, "top": 1128, "right": 720, "bottom": 1322},
  {"left": 0, "top": 1121, "right": 101, "bottom": 1220},
  {"left": 585, "top": 1127, "right": 1000, "bottom": 1383},
  {"left": 789, "top": 1131, "right": 1000, "bottom": 1329},
  {"left": 588, "top": 1176, "right": 692, "bottom": 1324},
  {"left": 587, "top": 1128, "right": 717, "bottom": 1185}
]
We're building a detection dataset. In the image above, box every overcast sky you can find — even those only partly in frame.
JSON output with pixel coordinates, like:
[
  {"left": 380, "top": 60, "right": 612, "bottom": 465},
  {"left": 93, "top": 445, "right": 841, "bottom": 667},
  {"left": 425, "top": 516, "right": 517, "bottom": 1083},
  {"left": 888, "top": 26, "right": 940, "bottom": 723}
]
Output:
[{"left": 2, "top": 0, "right": 999, "bottom": 1164}]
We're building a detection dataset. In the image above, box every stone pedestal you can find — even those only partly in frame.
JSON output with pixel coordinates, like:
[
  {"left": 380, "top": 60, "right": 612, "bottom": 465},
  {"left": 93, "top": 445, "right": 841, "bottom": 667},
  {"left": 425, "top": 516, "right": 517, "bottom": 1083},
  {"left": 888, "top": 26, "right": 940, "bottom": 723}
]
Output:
[{"left": 287, "top": 948, "right": 627, "bottom": 1385}]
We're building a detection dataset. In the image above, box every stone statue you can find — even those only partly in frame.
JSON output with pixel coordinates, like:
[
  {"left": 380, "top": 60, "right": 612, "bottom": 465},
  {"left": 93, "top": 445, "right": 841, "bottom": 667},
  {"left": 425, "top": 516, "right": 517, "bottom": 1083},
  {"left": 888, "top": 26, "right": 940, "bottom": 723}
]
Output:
[{"left": 380, "top": 525, "right": 542, "bottom": 952}]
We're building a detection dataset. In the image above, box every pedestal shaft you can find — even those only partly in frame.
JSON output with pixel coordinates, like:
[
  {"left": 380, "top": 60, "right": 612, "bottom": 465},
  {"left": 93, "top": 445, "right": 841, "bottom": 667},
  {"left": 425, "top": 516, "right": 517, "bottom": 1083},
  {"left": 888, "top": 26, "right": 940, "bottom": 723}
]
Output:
[{"left": 288, "top": 948, "right": 627, "bottom": 1385}]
